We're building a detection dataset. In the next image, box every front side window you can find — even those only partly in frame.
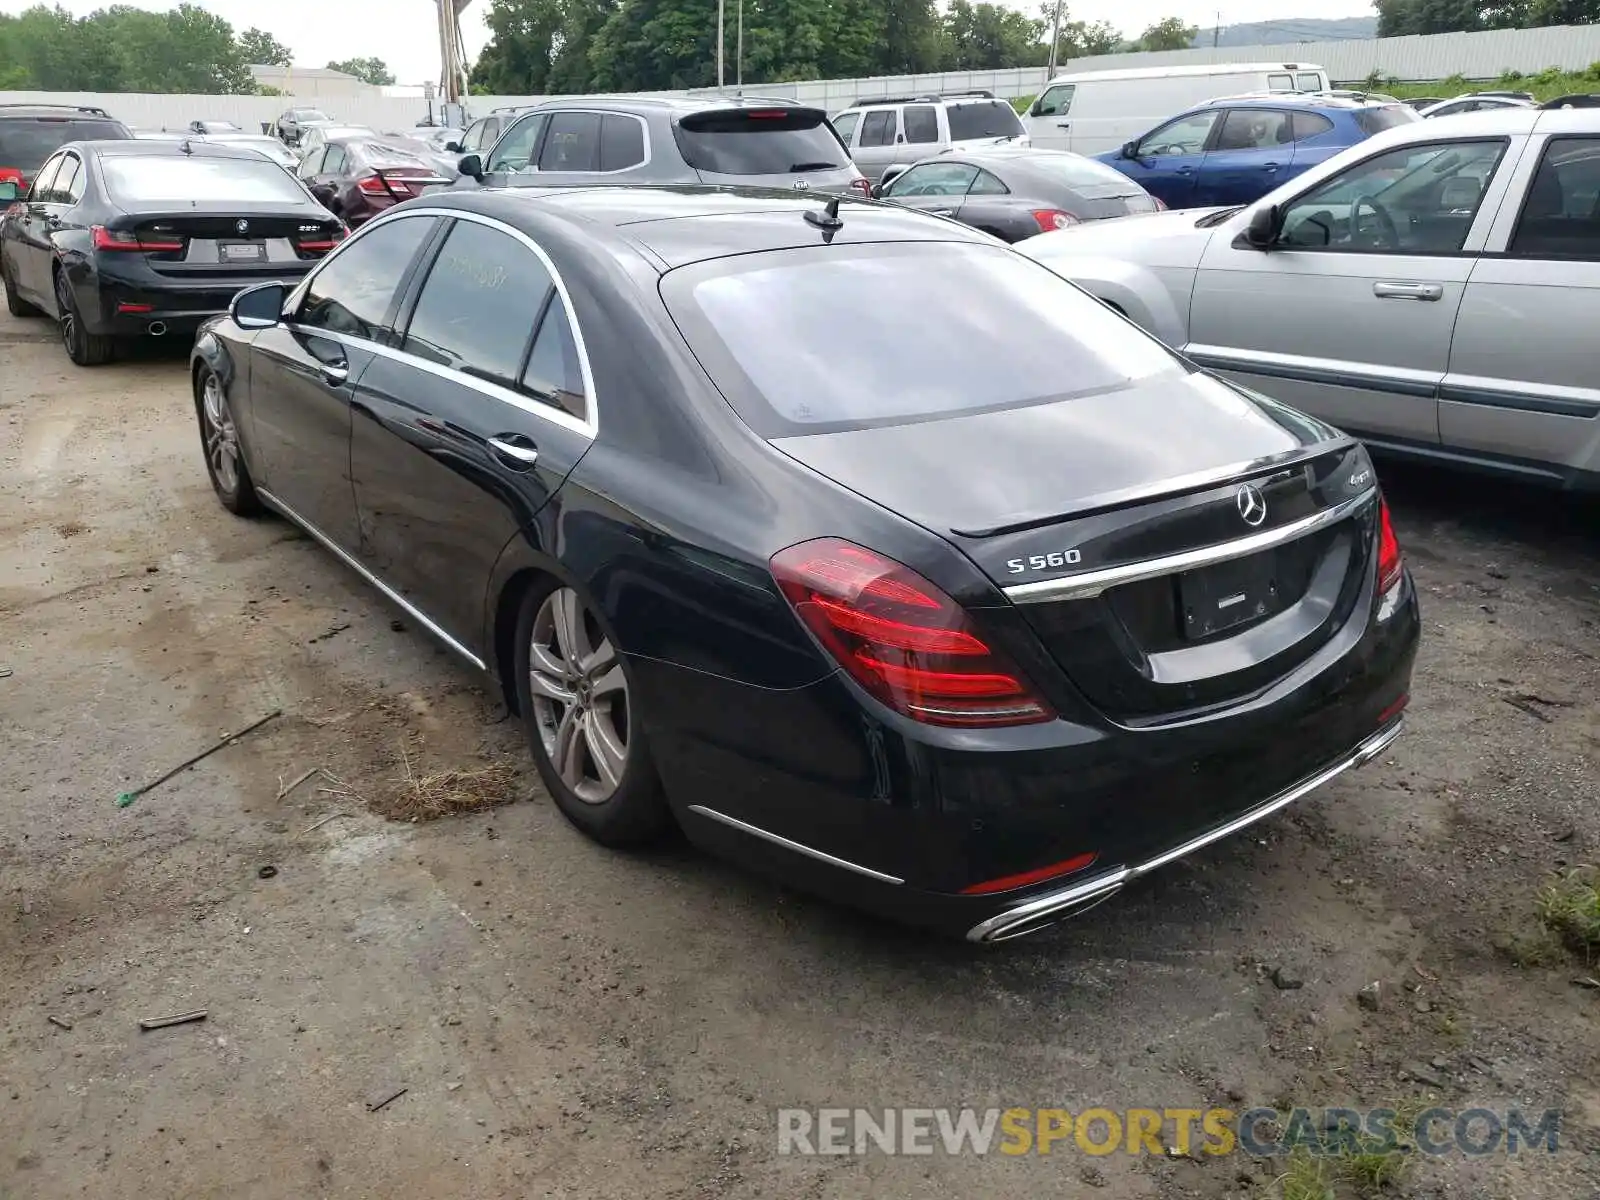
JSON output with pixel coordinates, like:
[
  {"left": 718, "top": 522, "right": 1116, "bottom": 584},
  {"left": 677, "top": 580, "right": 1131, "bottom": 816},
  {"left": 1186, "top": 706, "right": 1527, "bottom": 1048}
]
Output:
[
  {"left": 887, "top": 162, "right": 977, "bottom": 197},
  {"left": 28, "top": 153, "right": 65, "bottom": 202},
  {"left": 1035, "top": 84, "right": 1074, "bottom": 117},
  {"left": 322, "top": 146, "right": 347, "bottom": 175},
  {"left": 902, "top": 105, "right": 938, "bottom": 145},
  {"left": 831, "top": 111, "right": 861, "bottom": 146},
  {"left": 1278, "top": 139, "right": 1506, "bottom": 255},
  {"left": 859, "top": 110, "right": 898, "bottom": 148},
  {"left": 488, "top": 114, "right": 546, "bottom": 172},
  {"left": 1509, "top": 137, "right": 1600, "bottom": 260},
  {"left": 297, "top": 215, "right": 435, "bottom": 340},
  {"left": 665, "top": 242, "right": 1179, "bottom": 436},
  {"left": 298, "top": 148, "right": 324, "bottom": 178},
  {"left": 403, "top": 220, "right": 554, "bottom": 388},
  {"left": 1214, "top": 109, "right": 1293, "bottom": 151},
  {"left": 1139, "top": 110, "right": 1219, "bottom": 157},
  {"left": 462, "top": 119, "right": 490, "bottom": 152}
]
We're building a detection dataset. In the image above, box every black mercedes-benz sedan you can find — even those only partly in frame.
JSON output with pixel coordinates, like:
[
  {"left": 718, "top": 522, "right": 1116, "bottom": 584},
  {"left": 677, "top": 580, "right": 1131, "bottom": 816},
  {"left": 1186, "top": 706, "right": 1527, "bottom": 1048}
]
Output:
[
  {"left": 0, "top": 139, "right": 345, "bottom": 365},
  {"left": 190, "top": 186, "right": 1419, "bottom": 942}
]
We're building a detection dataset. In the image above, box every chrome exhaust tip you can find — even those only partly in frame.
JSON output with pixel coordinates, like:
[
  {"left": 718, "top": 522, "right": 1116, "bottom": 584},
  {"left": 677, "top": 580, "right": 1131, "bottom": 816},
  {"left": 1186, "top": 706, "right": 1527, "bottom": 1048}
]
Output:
[
  {"left": 966, "top": 873, "right": 1129, "bottom": 943},
  {"left": 147, "top": 321, "right": 168, "bottom": 337}
]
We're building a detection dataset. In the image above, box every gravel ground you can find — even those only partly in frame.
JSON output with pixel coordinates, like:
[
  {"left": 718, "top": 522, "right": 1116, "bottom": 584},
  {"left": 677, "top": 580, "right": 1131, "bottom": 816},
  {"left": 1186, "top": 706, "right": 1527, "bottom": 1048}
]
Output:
[{"left": 2, "top": 310, "right": 1597, "bottom": 1200}]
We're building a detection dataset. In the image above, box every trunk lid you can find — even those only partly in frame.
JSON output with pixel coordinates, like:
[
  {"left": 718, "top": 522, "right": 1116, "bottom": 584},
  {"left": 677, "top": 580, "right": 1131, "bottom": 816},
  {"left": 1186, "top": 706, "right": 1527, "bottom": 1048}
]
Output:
[
  {"left": 774, "top": 372, "right": 1380, "bottom": 723},
  {"left": 108, "top": 210, "right": 344, "bottom": 273}
]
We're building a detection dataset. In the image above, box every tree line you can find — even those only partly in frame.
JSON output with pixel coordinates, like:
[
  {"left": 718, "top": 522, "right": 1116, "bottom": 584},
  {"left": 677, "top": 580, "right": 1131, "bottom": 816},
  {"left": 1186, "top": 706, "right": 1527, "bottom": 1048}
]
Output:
[
  {"left": 1375, "top": 0, "right": 1598, "bottom": 36},
  {"left": 0, "top": 4, "right": 396, "bottom": 93},
  {"left": 471, "top": 0, "right": 1196, "bottom": 94}
]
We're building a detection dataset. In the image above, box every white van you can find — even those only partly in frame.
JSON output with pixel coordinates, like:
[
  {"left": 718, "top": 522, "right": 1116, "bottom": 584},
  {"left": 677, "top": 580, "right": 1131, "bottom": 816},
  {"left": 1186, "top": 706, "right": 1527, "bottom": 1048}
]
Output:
[{"left": 1022, "top": 62, "right": 1331, "bottom": 155}]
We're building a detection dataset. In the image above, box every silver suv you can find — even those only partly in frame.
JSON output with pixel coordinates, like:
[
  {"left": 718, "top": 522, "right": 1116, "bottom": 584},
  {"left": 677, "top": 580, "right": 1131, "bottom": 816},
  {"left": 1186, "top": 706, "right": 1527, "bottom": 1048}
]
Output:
[
  {"left": 460, "top": 95, "right": 868, "bottom": 195},
  {"left": 831, "top": 91, "right": 1029, "bottom": 183},
  {"left": 1022, "top": 104, "right": 1600, "bottom": 490}
]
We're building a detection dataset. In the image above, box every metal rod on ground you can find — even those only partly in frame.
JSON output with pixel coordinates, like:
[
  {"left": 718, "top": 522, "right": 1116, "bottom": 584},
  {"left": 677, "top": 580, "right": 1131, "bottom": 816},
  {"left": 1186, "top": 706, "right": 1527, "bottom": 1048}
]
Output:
[
  {"left": 115, "top": 710, "right": 283, "bottom": 807},
  {"left": 139, "top": 1010, "right": 208, "bottom": 1031}
]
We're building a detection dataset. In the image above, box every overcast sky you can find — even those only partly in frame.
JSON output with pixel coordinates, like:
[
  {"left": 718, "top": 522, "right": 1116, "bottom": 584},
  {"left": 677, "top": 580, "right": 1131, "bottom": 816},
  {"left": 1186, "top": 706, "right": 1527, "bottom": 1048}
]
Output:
[{"left": 0, "top": 0, "right": 1375, "bottom": 85}]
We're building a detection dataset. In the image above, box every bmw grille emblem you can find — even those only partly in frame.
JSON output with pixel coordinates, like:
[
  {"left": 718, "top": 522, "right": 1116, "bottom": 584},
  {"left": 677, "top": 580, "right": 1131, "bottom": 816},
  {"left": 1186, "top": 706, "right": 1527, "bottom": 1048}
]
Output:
[
  {"left": 1236, "top": 484, "right": 1268, "bottom": 527},
  {"left": 792, "top": 179, "right": 811, "bottom": 190},
  {"left": 235, "top": 219, "right": 250, "bottom": 235}
]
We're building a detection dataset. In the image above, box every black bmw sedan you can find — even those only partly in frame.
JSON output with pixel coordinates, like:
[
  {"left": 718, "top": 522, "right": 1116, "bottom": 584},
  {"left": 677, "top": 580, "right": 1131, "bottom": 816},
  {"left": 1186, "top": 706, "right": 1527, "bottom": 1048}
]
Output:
[
  {"left": 0, "top": 139, "right": 345, "bottom": 365},
  {"left": 191, "top": 186, "right": 1419, "bottom": 942}
]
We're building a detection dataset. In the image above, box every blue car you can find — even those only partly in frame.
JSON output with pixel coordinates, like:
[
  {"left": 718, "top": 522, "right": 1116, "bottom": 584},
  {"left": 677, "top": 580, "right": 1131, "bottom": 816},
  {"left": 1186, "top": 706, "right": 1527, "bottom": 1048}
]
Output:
[{"left": 1096, "top": 94, "right": 1417, "bottom": 210}]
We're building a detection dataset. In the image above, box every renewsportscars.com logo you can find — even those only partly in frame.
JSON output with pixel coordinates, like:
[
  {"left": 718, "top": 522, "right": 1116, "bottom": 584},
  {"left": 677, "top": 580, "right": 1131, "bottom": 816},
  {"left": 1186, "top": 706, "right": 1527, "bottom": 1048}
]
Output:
[{"left": 776, "top": 1107, "right": 1562, "bottom": 1158}]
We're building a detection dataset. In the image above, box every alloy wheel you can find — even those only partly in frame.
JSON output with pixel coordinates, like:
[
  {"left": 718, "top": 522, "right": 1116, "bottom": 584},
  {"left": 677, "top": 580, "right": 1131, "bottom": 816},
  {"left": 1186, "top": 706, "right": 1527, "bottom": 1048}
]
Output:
[
  {"left": 55, "top": 274, "right": 75, "bottom": 353},
  {"left": 201, "top": 373, "right": 240, "bottom": 494},
  {"left": 527, "top": 587, "right": 628, "bottom": 804}
]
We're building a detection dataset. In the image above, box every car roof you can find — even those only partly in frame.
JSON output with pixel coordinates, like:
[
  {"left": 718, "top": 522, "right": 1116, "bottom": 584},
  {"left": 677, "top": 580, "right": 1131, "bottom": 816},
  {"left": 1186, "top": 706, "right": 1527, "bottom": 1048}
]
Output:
[
  {"left": 78, "top": 138, "right": 290, "bottom": 162},
  {"left": 1335, "top": 103, "right": 1591, "bottom": 152},
  {"left": 0, "top": 104, "right": 119, "bottom": 120},
  {"left": 1202, "top": 94, "right": 1385, "bottom": 112},
  {"left": 416, "top": 184, "right": 996, "bottom": 269},
  {"left": 518, "top": 94, "right": 823, "bottom": 118},
  {"left": 1050, "top": 62, "right": 1323, "bottom": 84}
]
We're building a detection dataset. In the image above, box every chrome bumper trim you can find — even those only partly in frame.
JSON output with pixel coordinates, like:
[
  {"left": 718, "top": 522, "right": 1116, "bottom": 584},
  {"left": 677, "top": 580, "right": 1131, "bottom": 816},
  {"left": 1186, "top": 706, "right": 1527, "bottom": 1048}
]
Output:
[
  {"left": 686, "top": 805, "right": 907, "bottom": 886},
  {"left": 1003, "top": 487, "right": 1377, "bottom": 604},
  {"left": 965, "top": 717, "right": 1405, "bottom": 943}
]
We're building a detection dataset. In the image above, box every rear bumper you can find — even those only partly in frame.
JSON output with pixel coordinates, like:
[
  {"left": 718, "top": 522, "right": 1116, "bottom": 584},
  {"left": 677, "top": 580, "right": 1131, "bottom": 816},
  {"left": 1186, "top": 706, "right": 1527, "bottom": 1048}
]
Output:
[
  {"left": 80, "top": 268, "right": 313, "bottom": 336},
  {"left": 640, "top": 570, "right": 1420, "bottom": 940}
]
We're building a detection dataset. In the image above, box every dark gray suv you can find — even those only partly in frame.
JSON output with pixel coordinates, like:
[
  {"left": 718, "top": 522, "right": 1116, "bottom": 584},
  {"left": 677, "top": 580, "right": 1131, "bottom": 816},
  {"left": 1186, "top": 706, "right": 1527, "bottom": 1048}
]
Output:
[{"left": 458, "top": 95, "right": 869, "bottom": 196}]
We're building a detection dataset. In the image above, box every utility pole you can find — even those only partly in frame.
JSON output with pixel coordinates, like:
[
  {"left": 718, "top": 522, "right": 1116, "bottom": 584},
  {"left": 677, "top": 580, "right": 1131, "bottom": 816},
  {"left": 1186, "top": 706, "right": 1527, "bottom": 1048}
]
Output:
[
  {"left": 436, "top": 0, "right": 474, "bottom": 106},
  {"left": 1213, "top": 11, "right": 1221, "bottom": 48},
  {"left": 736, "top": 0, "right": 743, "bottom": 90},
  {"left": 1045, "top": 0, "right": 1064, "bottom": 85},
  {"left": 717, "top": 0, "right": 725, "bottom": 90}
]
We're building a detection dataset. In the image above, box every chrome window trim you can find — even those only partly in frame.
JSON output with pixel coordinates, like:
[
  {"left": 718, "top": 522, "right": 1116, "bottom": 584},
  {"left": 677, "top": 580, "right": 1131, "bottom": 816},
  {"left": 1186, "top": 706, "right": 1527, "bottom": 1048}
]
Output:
[
  {"left": 1004, "top": 486, "right": 1377, "bottom": 604},
  {"left": 495, "top": 108, "right": 652, "bottom": 176},
  {"left": 686, "top": 805, "right": 905, "bottom": 885},
  {"left": 282, "top": 206, "right": 600, "bottom": 439},
  {"left": 256, "top": 487, "right": 486, "bottom": 671}
]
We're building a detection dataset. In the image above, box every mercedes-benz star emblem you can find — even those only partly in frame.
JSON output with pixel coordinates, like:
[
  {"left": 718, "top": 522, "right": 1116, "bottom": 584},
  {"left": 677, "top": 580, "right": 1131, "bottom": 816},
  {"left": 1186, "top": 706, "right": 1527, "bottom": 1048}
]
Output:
[
  {"left": 1236, "top": 484, "right": 1268, "bottom": 527},
  {"left": 235, "top": 219, "right": 250, "bottom": 235}
]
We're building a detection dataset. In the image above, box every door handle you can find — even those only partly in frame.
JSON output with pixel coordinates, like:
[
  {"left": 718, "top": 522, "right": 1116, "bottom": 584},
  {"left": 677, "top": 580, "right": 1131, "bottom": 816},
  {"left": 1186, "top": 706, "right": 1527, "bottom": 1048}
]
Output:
[
  {"left": 319, "top": 361, "right": 349, "bottom": 384},
  {"left": 930, "top": 208, "right": 956, "bottom": 216},
  {"left": 1055, "top": 120, "right": 1071, "bottom": 128},
  {"left": 1262, "top": 162, "right": 1279, "bottom": 171},
  {"left": 1373, "top": 281, "right": 1443, "bottom": 301},
  {"left": 488, "top": 435, "right": 539, "bottom": 467},
  {"left": 1177, "top": 166, "right": 1193, "bottom": 175}
]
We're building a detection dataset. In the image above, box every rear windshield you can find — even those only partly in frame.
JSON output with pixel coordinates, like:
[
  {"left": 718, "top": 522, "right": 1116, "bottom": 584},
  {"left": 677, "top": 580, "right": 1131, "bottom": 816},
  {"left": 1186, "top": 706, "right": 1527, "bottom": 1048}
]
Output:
[
  {"left": 1355, "top": 105, "right": 1417, "bottom": 135},
  {"left": 1025, "top": 153, "right": 1140, "bottom": 189},
  {"left": 0, "top": 118, "right": 128, "bottom": 171},
  {"left": 357, "top": 141, "right": 438, "bottom": 169},
  {"left": 664, "top": 242, "right": 1182, "bottom": 436},
  {"left": 102, "top": 156, "right": 310, "bottom": 205},
  {"left": 674, "top": 108, "right": 849, "bottom": 176},
  {"left": 946, "top": 101, "right": 1025, "bottom": 142}
]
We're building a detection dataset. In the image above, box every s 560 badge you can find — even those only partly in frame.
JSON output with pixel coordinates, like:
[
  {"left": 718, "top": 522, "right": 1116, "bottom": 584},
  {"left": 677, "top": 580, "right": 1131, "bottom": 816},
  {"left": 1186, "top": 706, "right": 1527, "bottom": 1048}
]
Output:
[{"left": 1007, "top": 549, "right": 1082, "bottom": 575}]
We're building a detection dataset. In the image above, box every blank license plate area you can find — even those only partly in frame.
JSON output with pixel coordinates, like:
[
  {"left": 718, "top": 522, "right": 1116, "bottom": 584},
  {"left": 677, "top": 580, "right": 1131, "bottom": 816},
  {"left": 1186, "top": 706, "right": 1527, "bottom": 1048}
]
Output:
[
  {"left": 1179, "top": 551, "right": 1282, "bottom": 640},
  {"left": 220, "top": 241, "right": 266, "bottom": 263}
]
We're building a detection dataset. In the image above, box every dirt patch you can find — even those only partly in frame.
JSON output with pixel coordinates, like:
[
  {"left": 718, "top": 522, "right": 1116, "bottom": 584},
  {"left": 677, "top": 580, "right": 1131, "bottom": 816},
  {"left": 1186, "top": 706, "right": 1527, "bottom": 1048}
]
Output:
[
  {"left": 374, "top": 737, "right": 524, "bottom": 823},
  {"left": 54, "top": 520, "right": 89, "bottom": 538}
]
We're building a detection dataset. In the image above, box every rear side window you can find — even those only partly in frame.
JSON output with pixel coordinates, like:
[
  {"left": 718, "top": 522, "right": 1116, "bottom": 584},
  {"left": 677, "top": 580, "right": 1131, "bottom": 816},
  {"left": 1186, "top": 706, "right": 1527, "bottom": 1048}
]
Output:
[
  {"left": 298, "top": 215, "right": 435, "bottom": 341},
  {"left": 101, "top": 156, "right": 310, "bottom": 204},
  {"left": 946, "top": 101, "right": 1024, "bottom": 142},
  {"left": 599, "top": 114, "right": 646, "bottom": 171},
  {"left": 56, "top": 155, "right": 85, "bottom": 203},
  {"left": 522, "top": 303, "right": 587, "bottom": 419},
  {"left": 1355, "top": 106, "right": 1416, "bottom": 135},
  {"left": 1268, "top": 73, "right": 1294, "bottom": 90},
  {"left": 665, "top": 242, "right": 1179, "bottom": 436},
  {"left": 404, "top": 220, "right": 555, "bottom": 388},
  {"left": 0, "top": 118, "right": 127, "bottom": 173},
  {"left": 676, "top": 108, "right": 851, "bottom": 174},
  {"left": 1509, "top": 137, "right": 1600, "bottom": 260},
  {"left": 1292, "top": 112, "right": 1335, "bottom": 141},
  {"left": 858, "top": 110, "right": 897, "bottom": 148},
  {"left": 1297, "top": 72, "right": 1324, "bottom": 91},
  {"left": 902, "top": 105, "right": 938, "bottom": 145},
  {"left": 1215, "top": 109, "right": 1293, "bottom": 151},
  {"left": 539, "top": 112, "right": 601, "bottom": 171}
]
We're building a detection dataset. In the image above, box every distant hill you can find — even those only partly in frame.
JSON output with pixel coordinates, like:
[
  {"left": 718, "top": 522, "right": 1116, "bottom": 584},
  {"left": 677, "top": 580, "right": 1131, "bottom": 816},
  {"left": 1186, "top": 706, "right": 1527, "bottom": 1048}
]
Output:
[{"left": 1191, "top": 16, "right": 1379, "bottom": 48}]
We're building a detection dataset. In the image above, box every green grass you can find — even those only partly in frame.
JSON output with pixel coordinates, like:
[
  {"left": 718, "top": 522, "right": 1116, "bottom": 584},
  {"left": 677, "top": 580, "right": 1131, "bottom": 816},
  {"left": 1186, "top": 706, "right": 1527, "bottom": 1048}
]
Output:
[
  {"left": 1537, "top": 866, "right": 1600, "bottom": 954},
  {"left": 1274, "top": 1151, "right": 1337, "bottom": 1200},
  {"left": 1259, "top": 1104, "right": 1420, "bottom": 1199}
]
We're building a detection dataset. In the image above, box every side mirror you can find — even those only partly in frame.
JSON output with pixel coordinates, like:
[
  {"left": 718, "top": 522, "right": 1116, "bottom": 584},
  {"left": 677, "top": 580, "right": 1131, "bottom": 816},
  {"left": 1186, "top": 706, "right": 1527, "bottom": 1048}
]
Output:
[
  {"left": 0, "top": 181, "right": 18, "bottom": 204},
  {"left": 1244, "top": 204, "right": 1280, "bottom": 249},
  {"left": 445, "top": 141, "right": 463, "bottom": 154},
  {"left": 879, "top": 164, "right": 907, "bottom": 190},
  {"left": 231, "top": 281, "right": 288, "bottom": 330},
  {"left": 1028, "top": 100, "right": 1043, "bottom": 117},
  {"left": 1120, "top": 141, "right": 1140, "bottom": 160},
  {"left": 458, "top": 153, "right": 484, "bottom": 180}
]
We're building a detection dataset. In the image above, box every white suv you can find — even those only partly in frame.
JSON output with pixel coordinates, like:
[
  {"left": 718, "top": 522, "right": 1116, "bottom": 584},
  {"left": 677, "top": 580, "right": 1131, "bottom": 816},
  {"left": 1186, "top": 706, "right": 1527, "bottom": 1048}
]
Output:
[{"left": 831, "top": 91, "right": 1028, "bottom": 183}]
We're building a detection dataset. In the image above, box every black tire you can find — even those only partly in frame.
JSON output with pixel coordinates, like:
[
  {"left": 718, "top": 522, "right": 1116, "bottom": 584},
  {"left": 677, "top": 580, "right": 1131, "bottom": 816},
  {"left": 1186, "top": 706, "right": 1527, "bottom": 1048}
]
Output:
[
  {"left": 194, "top": 366, "right": 263, "bottom": 516},
  {"left": 513, "top": 576, "right": 671, "bottom": 846},
  {"left": 3, "top": 258, "right": 42, "bottom": 317},
  {"left": 54, "top": 269, "right": 115, "bottom": 367}
]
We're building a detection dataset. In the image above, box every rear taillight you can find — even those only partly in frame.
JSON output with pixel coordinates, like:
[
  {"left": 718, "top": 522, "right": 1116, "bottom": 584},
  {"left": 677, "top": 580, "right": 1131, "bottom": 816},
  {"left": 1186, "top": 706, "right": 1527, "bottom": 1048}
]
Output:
[
  {"left": 357, "top": 173, "right": 400, "bottom": 197},
  {"left": 770, "top": 538, "right": 1054, "bottom": 728},
  {"left": 848, "top": 178, "right": 872, "bottom": 197},
  {"left": 296, "top": 227, "right": 346, "bottom": 253},
  {"left": 1377, "top": 496, "right": 1403, "bottom": 594},
  {"left": 1032, "top": 208, "right": 1079, "bottom": 233},
  {"left": 92, "top": 225, "right": 182, "bottom": 253}
]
